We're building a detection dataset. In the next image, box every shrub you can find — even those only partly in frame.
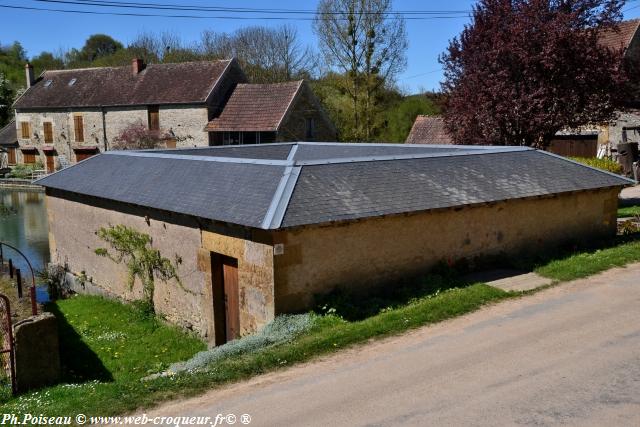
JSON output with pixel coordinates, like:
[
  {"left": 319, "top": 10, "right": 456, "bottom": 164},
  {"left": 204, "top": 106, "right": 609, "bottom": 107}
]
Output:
[
  {"left": 569, "top": 156, "right": 623, "bottom": 174},
  {"left": 163, "top": 314, "right": 315, "bottom": 375},
  {"left": 7, "top": 162, "right": 44, "bottom": 179},
  {"left": 111, "top": 121, "right": 172, "bottom": 150}
]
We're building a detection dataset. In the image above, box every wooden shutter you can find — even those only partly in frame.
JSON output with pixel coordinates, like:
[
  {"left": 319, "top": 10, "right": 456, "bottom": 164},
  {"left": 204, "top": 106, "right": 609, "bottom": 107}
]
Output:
[
  {"left": 43, "top": 122, "right": 53, "bottom": 143},
  {"left": 20, "top": 122, "right": 30, "bottom": 139},
  {"left": 7, "top": 148, "right": 16, "bottom": 165},
  {"left": 23, "top": 151, "right": 36, "bottom": 164},
  {"left": 74, "top": 116, "right": 84, "bottom": 142},
  {"left": 148, "top": 106, "right": 160, "bottom": 131}
]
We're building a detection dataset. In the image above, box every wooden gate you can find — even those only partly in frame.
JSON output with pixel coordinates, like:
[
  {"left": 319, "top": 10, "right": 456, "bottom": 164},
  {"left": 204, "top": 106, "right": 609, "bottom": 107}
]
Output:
[{"left": 0, "top": 294, "right": 16, "bottom": 395}]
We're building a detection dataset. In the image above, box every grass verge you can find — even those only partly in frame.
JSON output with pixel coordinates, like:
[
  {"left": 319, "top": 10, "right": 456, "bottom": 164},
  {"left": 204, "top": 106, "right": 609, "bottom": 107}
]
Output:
[
  {"left": 618, "top": 205, "right": 640, "bottom": 218},
  {"left": 534, "top": 238, "right": 640, "bottom": 282},
  {"left": 0, "top": 284, "right": 509, "bottom": 416},
  {"left": 3, "top": 236, "right": 640, "bottom": 417}
]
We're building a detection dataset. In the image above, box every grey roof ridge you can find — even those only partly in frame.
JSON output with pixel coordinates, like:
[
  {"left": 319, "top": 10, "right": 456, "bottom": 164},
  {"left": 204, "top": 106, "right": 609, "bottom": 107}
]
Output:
[
  {"left": 104, "top": 150, "right": 291, "bottom": 166},
  {"left": 261, "top": 144, "right": 302, "bottom": 229},
  {"left": 133, "top": 142, "right": 297, "bottom": 153},
  {"left": 294, "top": 141, "right": 527, "bottom": 150},
  {"left": 293, "top": 146, "right": 533, "bottom": 167},
  {"left": 537, "top": 150, "right": 636, "bottom": 185}
]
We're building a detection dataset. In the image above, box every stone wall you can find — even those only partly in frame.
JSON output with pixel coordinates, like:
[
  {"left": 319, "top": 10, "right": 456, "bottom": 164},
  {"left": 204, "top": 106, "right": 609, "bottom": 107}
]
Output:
[
  {"left": 272, "top": 188, "right": 621, "bottom": 312},
  {"left": 45, "top": 189, "right": 275, "bottom": 343},
  {"left": 13, "top": 313, "right": 60, "bottom": 392},
  {"left": 14, "top": 104, "right": 211, "bottom": 166},
  {"left": 277, "top": 83, "right": 337, "bottom": 142},
  {"left": 46, "top": 190, "right": 210, "bottom": 335}
]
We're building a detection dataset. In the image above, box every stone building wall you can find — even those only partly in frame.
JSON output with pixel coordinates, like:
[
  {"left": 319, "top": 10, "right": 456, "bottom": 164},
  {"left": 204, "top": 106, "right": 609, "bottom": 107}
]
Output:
[
  {"left": 14, "top": 104, "right": 211, "bottom": 166},
  {"left": 45, "top": 189, "right": 275, "bottom": 343},
  {"left": 272, "top": 188, "right": 620, "bottom": 312},
  {"left": 277, "top": 83, "right": 337, "bottom": 142}
]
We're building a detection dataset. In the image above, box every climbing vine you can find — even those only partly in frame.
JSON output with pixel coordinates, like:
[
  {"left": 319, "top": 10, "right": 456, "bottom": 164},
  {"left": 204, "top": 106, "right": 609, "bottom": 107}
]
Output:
[{"left": 94, "top": 224, "right": 182, "bottom": 312}]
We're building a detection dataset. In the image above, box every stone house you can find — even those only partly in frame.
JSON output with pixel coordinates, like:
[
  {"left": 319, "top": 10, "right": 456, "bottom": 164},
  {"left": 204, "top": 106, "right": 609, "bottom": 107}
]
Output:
[
  {"left": 0, "top": 120, "right": 18, "bottom": 168},
  {"left": 37, "top": 142, "right": 631, "bottom": 345},
  {"left": 11, "top": 58, "right": 334, "bottom": 172},
  {"left": 205, "top": 81, "right": 336, "bottom": 144}
]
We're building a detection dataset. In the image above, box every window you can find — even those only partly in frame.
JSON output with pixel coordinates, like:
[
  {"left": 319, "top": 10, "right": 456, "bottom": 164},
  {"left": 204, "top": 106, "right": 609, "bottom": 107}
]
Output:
[
  {"left": 73, "top": 115, "right": 84, "bottom": 142},
  {"left": 222, "top": 132, "right": 241, "bottom": 145},
  {"left": 74, "top": 148, "right": 98, "bottom": 162},
  {"left": 22, "top": 150, "right": 36, "bottom": 164},
  {"left": 20, "top": 122, "right": 30, "bottom": 139},
  {"left": 148, "top": 106, "right": 160, "bottom": 131},
  {"left": 43, "top": 122, "right": 54, "bottom": 143},
  {"left": 7, "top": 147, "right": 16, "bottom": 165},
  {"left": 305, "top": 118, "right": 315, "bottom": 140}
]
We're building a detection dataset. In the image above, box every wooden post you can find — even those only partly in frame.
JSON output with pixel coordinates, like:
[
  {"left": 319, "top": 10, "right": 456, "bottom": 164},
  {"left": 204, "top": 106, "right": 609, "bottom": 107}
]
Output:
[
  {"left": 8, "top": 259, "right": 13, "bottom": 279},
  {"left": 16, "top": 269, "right": 22, "bottom": 299},
  {"left": 30, "top": 287, "right": 37, "bottom": 316}
]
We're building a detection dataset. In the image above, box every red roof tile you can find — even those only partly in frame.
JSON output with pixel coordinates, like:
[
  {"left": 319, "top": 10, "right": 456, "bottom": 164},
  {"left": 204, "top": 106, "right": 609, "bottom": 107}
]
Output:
[
  {"left": 206, "top": 81, "right": 303, "bottom": 132},
  {"left": 598, "top": 19, "right": 640, "bottom": 52},
  {"left": 406, "top": 116, "right": 454, "bottom": 145},
  {"left": 14, "top": 60, "right": 233, "bottom": 109}
]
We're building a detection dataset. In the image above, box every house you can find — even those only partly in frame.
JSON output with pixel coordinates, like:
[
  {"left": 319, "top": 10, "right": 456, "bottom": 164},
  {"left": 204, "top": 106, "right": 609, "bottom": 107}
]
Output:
[
  {"left": 37, "top": 142, "right": 631, "bottom": 344},
  {"left": 205, "top": 81, "right": 337, "bottom": 144},
  {"left": 0, "top": 120, "right": 18, "bottom": 169},
  {"left": 406, "top": 116, "right": 453, "bottom": 145},
  {"left": 11, "top": 58, "right": 334, "bottom": 172}
]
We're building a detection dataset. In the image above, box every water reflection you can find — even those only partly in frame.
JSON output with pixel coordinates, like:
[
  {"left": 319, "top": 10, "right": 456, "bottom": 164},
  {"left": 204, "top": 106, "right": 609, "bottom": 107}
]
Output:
[{"left": 0, "top": 189, "right": 50, "bottom": 275}]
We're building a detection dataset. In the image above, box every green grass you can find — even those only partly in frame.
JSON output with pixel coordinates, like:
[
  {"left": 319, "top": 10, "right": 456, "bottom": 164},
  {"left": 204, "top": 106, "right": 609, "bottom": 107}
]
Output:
[
  {"left": 4, "top": 236, "right": 640, "bottom": 417},
  {"left": 618, "top": 205, "right": 640, "bottom": 218},
  {"left": 0, "top": 295, "right": 205, "bottom": 414},
  {"left": 535, "top": 239, "right": 640, "bottom": 282},
  {"left": 0, "top": 284, "right": 509, "bottom": 417}
]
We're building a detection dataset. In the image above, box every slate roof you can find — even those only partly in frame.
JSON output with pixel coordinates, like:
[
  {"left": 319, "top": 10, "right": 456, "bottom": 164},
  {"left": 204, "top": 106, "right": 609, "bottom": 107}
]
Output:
[
  {"left": 37, "top": 142, "right": 633, "bottom": 230},
  {"left": 14, "top": 60, "right": 232, "bottom": 109},
  {"left": 205, "top": 81, "right": 303, "bottom": 132},
  {"left": 406, "top": 116, "right": 454, "bottom": 145},
  {"left": 598, "top": 19, "right": 640, "bottom": 52},
  {"left": 0, "top": 121, "right": 17, "bottom": 147}
]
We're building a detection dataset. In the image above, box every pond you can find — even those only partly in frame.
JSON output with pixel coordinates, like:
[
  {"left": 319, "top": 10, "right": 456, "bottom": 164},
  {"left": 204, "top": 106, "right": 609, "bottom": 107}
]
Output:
[{"left": 0, "top": 189, "right": 50, "bottom": 281}]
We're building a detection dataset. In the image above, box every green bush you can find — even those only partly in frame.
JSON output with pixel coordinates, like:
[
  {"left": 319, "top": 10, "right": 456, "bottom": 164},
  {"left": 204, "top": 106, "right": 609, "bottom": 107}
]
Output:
[
  {"left": 7, "top": 161, "right": 43, "bottom": 179},
  {"left": 569, "top": 157, "right": 623, "bottom": 174}
]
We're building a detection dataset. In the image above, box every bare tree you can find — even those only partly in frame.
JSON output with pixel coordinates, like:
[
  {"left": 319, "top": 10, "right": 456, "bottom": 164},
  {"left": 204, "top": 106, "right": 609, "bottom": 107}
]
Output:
[
  {"left": 198, "top": 25, "right": 315, "bottom": 82},
  {"left": 314, "top": 0, "right": 407, "bottom": 140}
]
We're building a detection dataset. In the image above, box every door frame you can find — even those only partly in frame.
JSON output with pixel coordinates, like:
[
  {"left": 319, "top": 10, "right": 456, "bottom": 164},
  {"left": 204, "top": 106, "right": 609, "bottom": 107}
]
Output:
[{"left": 210, "top": 253, "right": 240, "bottom": 345}]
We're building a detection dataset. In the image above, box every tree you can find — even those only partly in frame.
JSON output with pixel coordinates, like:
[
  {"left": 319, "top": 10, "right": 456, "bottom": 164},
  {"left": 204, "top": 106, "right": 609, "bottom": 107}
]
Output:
[
  {"left": 440, "top": 0, "right": 628, "bottom": 148},
  {"left": 31, "top": 51, "right": 65, "bottom": 75},
  {"left": 67, "top": 34, "right": 124, "bottom": 66},
  {"left": 314, "top": 0, "right": 407, "bottom": 140},
  {"left": 111, "top": 121, "right": 171, "bottom": 150},
  {"left": 380, "top": 93, "right": 442, "bottom": 142},
  {"left": 0, "top": 73, "right": 13, "bottom": 127},
  {"left": 199, "top": 25, "right": 315, "bottom": 83}
]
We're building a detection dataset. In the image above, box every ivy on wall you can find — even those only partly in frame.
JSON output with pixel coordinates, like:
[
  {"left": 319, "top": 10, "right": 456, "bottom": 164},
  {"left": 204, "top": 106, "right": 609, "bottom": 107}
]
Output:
[{"left": 94, "top": 224, "right": 183, "bottom": 313}]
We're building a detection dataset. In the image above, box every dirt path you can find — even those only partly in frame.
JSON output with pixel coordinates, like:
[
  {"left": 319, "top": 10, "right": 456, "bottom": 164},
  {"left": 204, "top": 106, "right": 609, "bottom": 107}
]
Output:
[{"left": 139, "top": 263, "right": 640, "bottom": 427}]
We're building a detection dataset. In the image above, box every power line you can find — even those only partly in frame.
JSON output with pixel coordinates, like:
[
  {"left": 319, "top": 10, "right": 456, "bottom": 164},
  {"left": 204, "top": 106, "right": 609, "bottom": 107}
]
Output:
[
  {"left": 34, "top": 0, "right": 473, "bottom": 16},
  {"left": 0, "top": 0, "right": 472, "bottom": 21}
]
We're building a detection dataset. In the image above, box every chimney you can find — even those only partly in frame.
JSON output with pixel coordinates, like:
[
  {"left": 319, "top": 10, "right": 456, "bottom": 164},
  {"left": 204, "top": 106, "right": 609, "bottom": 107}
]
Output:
[
  {"left": 25, "top": 63, "right": 35, "bottom": 88},
  {"left": 132, "top": 58, "right": 145, "bottom": 75}
]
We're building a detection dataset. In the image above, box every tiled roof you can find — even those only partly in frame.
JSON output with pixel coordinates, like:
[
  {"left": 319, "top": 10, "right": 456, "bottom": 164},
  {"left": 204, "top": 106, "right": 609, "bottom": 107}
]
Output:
[
  {"left": 0, "top": 121, "right": 17, "bottom": 147},
  {"left": 205, "top": 81, "right": 303, "bottom": 132},
  {"left": 37, "top": 142, "right": 632, "bottom": 230},
  {"left": 406, "top": 116, "right": 454, "bottom": 145},
  {"left": 14, "top": 60, "right": 233, "bottom": 109},
  {"left": 598, "top": 19, "right": 640, "bottom": 52}
]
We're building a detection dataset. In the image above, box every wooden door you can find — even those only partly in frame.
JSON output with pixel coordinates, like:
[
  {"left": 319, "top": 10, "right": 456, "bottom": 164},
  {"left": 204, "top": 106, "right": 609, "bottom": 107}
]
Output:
[
  {"left": 45, "top": 153, "right": 55, "bottom": 173},
  {"left": 211, "top": 254, "right": 240, "bottom": 344},
  {"left": 7, "top": 148, "right": 16, "bottom": 165},
  {"left": 222, "top": 257, "right": 240, "bottom": 341}
]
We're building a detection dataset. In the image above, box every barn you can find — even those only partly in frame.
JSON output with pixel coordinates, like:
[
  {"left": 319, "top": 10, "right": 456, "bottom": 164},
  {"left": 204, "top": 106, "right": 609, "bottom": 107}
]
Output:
[{"left": 37, "top": 142, "right": 631, "bottom": 345}]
